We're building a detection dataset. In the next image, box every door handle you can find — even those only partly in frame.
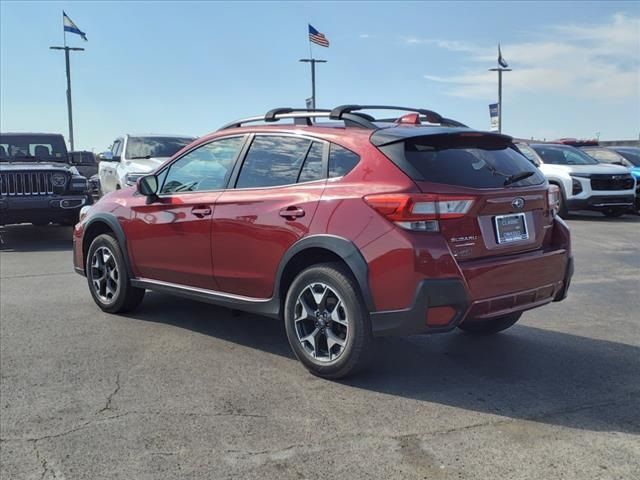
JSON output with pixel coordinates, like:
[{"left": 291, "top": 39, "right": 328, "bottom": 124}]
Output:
[
  {"left": 279, "top": 206, "right": 305, "bottom": 220},
  {"left": 191, "top": 206, "right": 212, "bottom": 218}
]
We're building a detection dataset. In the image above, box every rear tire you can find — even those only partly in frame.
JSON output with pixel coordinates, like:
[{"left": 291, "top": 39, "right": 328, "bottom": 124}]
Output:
[
  {"left": 86, "top": 233, "right": 145, "bottom": 313},
  {"left": 458, "top": 312, "right": 522, "bottom": 335},
  {"left": 601, "top": 208, "right": 625, "bottom": 218},
  {"left": 284, "top": 263, "right": 373, "bottom": 379}
]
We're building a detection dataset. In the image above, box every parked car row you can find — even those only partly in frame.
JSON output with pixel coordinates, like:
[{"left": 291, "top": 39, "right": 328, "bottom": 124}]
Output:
[
  {"left": 2, "top": 128, "right": 637, "bottom": 229},
  {"left": 91, "top": 133, "right": 640, "bottom": 217}
]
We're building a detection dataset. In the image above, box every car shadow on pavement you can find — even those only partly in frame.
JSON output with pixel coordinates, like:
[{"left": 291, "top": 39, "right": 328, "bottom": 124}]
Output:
[
  {"left": 346, "top": 327, "right": 640, "bottom": 435},
  {"left": 131, "top": 293, "right": 639, "bottom": 435},
  {"left": 129, "top": 292, "right": 296, "bottom": 359},
  {"left": 0, "top": 225, "right": 73, "bottom": 252}
]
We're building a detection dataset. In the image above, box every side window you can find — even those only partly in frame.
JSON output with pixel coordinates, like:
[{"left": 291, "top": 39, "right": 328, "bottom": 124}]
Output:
[
  {"left": 112, "top": 140, "right": 123, "bottom": 157},
  {"left": 564, "top": 150, "right": 584, "bottom": 164},
  {"left": 236, "top": 136, "right": 311, "bottom": 188},
  {"left": 160, "top": 137, "right": 244, "bottom": 194},
  {"left": 329, "top": 144, "right": 359, "bottom": 178},
  {"left": 298, "top": 142, "right": 324, "bottom": 183}
]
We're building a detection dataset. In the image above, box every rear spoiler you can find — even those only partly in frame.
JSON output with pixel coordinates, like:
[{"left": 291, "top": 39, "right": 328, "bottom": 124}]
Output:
[{"left": 370, "top": 129, "right": 513, "bottom": 148}]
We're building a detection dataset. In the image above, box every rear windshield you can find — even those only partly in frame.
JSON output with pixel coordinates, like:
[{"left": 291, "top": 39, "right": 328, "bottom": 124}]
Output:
[
  {"left": 0, "top": 134, "right": 68, "bottom": 162},
  {"left": 379, "top": 136, "right": 545, "bottom": 188},
  {"left": 126, "top": 136, "right": 194, "bottom": 159}
]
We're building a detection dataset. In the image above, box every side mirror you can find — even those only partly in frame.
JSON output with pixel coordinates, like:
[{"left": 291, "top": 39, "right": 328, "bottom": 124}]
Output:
[
  {"left": 97, "top": 151, "right": 113, "bottom": 161},
  {"left": 137, "top": 174, "right": 158, "bottom": 197}
]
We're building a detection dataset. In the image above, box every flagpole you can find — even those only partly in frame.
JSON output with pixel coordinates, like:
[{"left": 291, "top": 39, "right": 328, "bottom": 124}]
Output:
[
  {"left": 489, "top": 43, "right": 511, "bottom": 133},
  {"left": 301, "top": 26, "right": 327, "bottom": 110},
  {"left": 51, "top": 44, "right": 84, "bottom": 151}
]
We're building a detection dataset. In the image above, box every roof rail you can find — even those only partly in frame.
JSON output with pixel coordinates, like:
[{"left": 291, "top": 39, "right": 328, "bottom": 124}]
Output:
[
  {"left": 330, "top": 105, "right": 445, "bottom": 124},
  {"left": 218, "top": 105, "right": 465, "bottom": 131},
  {"left": 218, "top": 108, "right": 377, "bottom": 131}
]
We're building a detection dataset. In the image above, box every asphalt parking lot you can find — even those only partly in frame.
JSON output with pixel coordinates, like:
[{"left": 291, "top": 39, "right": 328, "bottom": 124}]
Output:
[{"left": 1, "top": 213, "right": 639, "bottom": 480}]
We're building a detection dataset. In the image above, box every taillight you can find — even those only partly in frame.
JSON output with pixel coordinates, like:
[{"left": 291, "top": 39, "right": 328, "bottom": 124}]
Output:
[
  {"left": 364, "top": 193, "right": 474, "bottom": 231},
  {"left": 548, "top": 185, "right": 560, "bottom": 216}
]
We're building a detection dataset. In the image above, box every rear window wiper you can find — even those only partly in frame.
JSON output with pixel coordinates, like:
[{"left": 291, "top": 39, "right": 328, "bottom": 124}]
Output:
[{"left": 504, "top": 171, "right": 534, "bottom": 186}]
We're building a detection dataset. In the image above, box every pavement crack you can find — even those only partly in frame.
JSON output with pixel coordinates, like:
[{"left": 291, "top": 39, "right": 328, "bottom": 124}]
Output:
[
  {"left": 98, "top": 373, "right": 121, "bottom": 414},
  {"left": 0, "top": 413, "right": 132, "bottom": 444},
  {"left": 225, "top": 443, "right": 309, "bottom": 458},
  {"left": 31, "top": 439, "right": 57, "bottom": 480}
]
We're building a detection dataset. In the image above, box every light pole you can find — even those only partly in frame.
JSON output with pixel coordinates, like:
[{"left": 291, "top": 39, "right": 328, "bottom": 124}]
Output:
[
  {"left": 489, "top": 66, "right": 511, "bottom": 133},
  {"left": 50, "top": 46, "right": 84, "bottom": 151},
  {"left": 299, "top": 58, "right": 326, "bottom": 109}
]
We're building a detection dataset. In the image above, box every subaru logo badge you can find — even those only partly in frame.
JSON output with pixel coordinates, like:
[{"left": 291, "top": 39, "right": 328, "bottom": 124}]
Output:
[{"left": 512, "top": 197, "right": 525, "bottom": 209}]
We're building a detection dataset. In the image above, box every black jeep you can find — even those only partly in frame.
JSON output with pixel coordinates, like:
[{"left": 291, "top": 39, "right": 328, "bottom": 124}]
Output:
[{"left": 0, "top": 133, "right": 92, "bottom": 226}]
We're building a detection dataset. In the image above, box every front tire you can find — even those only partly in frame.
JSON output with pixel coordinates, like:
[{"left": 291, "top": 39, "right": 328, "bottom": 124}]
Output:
[
  {"left": 555, "top": 186, "right": 569, "bottom": 217},
  {"left": 86, "top": 233, "right": 145, "bottom": 313},
  {"left": 458, "top": 312, "right": 522, "bottom": 335},
  {"left": 284, "top": 263, "right": 373, "bottom": 379}
]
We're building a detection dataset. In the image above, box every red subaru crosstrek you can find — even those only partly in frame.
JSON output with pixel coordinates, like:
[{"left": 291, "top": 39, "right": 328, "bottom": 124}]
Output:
[{"left": 73, "top": 105, "right": 573, "bottom": 378}]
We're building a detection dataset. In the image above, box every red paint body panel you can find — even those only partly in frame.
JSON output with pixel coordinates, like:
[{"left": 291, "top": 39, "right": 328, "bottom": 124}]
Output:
[
  {"left": 127, "top": 192, "right": 220, "bottom": 290},
  {"left": 212, "top": 181, "right": 326, "bottom": 298}
]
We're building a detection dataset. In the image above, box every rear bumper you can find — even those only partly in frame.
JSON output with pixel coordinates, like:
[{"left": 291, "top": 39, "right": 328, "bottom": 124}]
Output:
[
  {"left": 370, "top": 279, "right": 469, "bottom": 336},
  {"left": 370, "top": 251, "right": 573, "bottom": 337},
  {"left": 567, "top": 194, "right": 635, "bottom": 211}
]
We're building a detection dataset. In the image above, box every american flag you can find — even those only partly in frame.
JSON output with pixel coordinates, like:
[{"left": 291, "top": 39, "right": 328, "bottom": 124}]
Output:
[{"left": 308, "top": 24, "right": 330, "bottom": 48}]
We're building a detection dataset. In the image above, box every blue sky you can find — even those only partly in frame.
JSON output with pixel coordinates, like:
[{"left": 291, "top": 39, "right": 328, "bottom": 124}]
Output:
[{"left": 1, "top": 1, "right": 638, "bottom": 151}]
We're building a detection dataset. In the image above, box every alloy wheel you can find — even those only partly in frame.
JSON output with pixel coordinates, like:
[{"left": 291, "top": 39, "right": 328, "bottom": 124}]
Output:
[
  {"left": 294, "top": 282, "right": 349, "bottom": 362},
  {"left": 90, "top": 246, "right": 120, "bottom": 303}
]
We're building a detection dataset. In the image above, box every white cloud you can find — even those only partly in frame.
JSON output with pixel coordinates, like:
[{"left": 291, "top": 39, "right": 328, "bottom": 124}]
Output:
[
  {"left": 359, "top": 33, "right": 371, "bottom": 39},
  {"left": 416, "top": 13, "right": 640, "bottom": 101}
]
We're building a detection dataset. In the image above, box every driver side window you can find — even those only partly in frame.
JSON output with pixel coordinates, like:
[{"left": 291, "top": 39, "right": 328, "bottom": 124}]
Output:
[{"left": 160, "top": 136, "right": 245, "bottom": 194}]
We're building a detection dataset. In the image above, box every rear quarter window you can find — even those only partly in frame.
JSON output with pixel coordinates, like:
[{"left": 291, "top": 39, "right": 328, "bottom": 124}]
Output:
[{"left": 329, "top": 144, "right": 359, "bottom": 178}]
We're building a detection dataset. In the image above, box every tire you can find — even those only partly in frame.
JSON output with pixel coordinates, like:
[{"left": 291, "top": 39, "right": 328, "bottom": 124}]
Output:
[
  {"left": 458, "top": 312, "right": 522, "bottom": 335},
  {"left": 86, "top": 233, "right": 145, "bottom": 313},
  {"left": 284, "top": 263, "right": 373, "bottom": 379},
  {"left": 601, "top": 208, "right": 625, "bottom": 218},
  {"left": 554, "top": 185, "right": 569, "bottom": 217}
]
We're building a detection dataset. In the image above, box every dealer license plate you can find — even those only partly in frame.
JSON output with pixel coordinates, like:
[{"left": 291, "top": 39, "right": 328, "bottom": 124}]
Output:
[{"left": 494, "top": 213, "right": 528, "bottom": 244}]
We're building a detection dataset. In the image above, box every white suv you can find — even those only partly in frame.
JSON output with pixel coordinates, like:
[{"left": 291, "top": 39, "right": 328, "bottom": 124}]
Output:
[
  {"left": 97, "top": 134, "right": 194, "bottom": 195},
  {"left": 517, "top": 143, "right": 636, "bottom": 217}
]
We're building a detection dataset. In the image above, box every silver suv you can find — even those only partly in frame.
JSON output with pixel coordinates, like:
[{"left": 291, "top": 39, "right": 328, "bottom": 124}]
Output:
[
  {"left": 517, "top": 143, "right": 636, "bottom": 217},
  {"left": 98, "top": 134, "right": 194, "bottom": 195}
]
